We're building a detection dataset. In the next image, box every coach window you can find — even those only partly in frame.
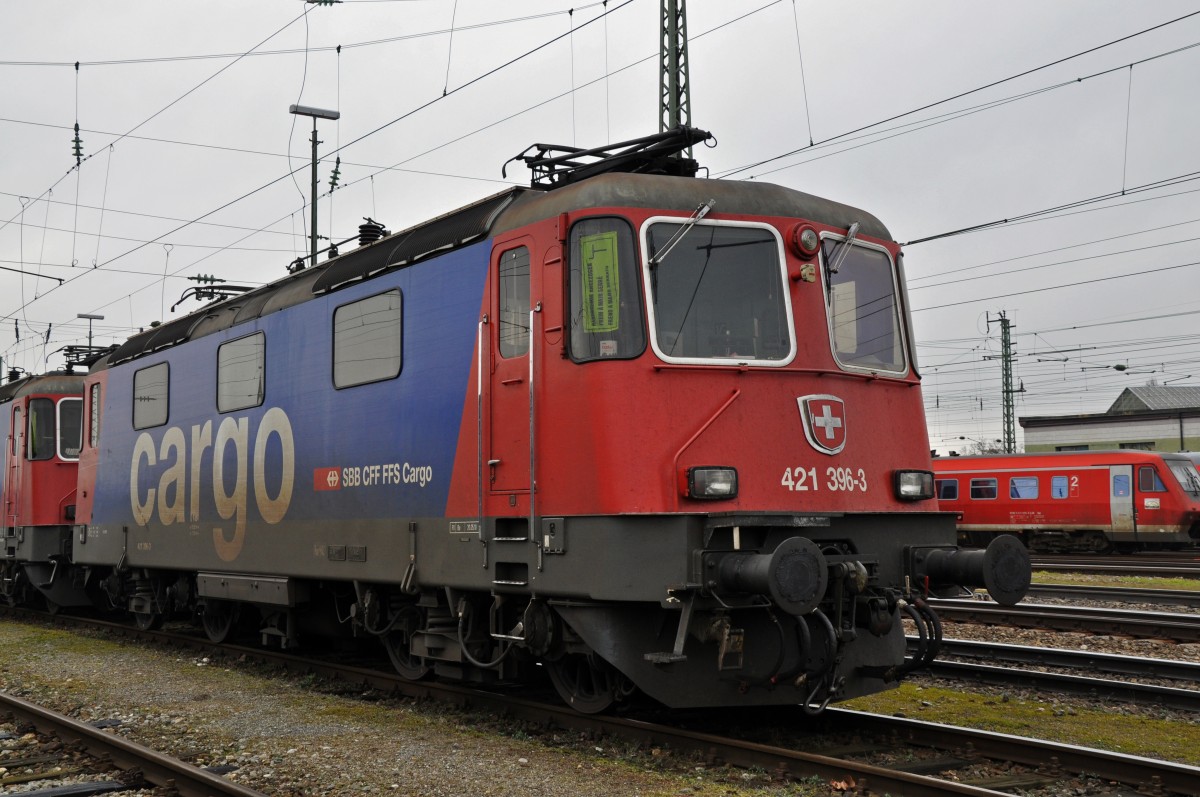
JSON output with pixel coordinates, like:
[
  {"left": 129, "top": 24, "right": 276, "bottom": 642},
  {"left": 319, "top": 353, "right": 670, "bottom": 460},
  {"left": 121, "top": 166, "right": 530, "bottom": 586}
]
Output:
[
  {"left": 1051, "top": 475, "right": 1069, "bottom": 498},
  {"left": 217, "top": 332, "right": 265, "bottom": 413},
  {"left": 58, "top": 398, "right": 82, "bottom": 460},
  {"left": 333, "top": 290, "right": 403, "bottom": 388},
  {"left": 1113, "top": 474, "right": 1131, "bottom": 497},
  {"left": 26, "top": 398, "right": 54, "bottom": 461},
  {"left": 133, "top": 363, "right": 169, "bottom": 429},
  {"left": 1138, "top": 466, "right": 1167, "bottom": 492},
  {"left": 1010, "top": 476, "right": 1038, "bottom": 499},
  {"left": 969, "top": 478, "right": 997, "bottom": 500},
  {"left": 935, "top": 479, "right": 958, "bottom": 500},
  {"left": 498, "top": 247, "right": 530, "bottom": 359},
  {"left": 570, "top": 218, "right": 645, "bottom": 362},
  {"left": 89, "top": 383, "right": 101, "bottom": 448},
  {"left": 821, "top": 237, "right": 906, "bottom": 373}
]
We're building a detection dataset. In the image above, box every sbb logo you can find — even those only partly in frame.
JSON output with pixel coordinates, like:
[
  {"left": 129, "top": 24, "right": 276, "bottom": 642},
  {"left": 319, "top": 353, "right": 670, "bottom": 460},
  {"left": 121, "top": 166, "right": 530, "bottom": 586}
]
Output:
[{"left": 130, "top": 407, "right": 295, "bottom": 561}]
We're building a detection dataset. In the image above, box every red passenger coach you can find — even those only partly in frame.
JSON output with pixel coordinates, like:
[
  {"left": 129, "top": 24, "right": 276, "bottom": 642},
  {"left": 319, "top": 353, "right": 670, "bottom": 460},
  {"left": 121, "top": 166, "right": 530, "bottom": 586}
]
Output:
[
  {"left": 1, "top": 370, "right": 86, "bottom": 607},
  {"left": 933, "top": 451, "right": 1200, "bottom": 552}
]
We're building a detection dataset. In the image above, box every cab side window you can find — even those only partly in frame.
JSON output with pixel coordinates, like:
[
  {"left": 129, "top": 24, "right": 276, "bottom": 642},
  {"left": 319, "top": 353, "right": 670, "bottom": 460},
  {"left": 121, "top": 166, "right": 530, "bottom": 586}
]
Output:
[
  {"left": 1138, "top": 466, "right": 1166, "bottom": 492},
  {"left": 26, "top": 398, "right": 54, "bottom": 461},
  {"left": 568, "top": 218, "right": 645, "bottom": 362},
  {"left": 498, "top": 248, "right": 530, "bottom": 359}
]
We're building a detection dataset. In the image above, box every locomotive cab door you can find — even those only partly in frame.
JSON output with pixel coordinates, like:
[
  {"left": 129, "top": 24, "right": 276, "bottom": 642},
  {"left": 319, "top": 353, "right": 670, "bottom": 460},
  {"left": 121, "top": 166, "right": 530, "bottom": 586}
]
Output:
[
  {"left": 486, "top": 240, "right": 533, "bottom": 499},
  {"left": 1109, "top": 464, "right": 1136, "bottom": 543}
]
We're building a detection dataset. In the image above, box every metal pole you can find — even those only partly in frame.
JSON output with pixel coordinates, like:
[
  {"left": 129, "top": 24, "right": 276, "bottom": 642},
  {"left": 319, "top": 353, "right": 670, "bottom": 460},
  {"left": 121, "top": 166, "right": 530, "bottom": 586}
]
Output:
[{"left": 310, "top": 119, "right": 320, "bottom": 268}]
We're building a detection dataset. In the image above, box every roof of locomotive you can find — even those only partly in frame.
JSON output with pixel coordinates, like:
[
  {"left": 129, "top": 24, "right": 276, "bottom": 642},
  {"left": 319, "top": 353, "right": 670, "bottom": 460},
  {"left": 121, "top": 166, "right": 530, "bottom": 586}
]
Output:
[
  {"left": 0, "top": 371, "right": 86, "bottom": 403},
  {"left": 93, "top": 172, "right": 891, "bottom": 373}
]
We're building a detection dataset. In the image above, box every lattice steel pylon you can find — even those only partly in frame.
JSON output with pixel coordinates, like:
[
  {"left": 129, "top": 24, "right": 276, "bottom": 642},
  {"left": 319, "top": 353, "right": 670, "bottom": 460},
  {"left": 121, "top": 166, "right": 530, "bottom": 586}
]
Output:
[
  {"left": 660, "top": 0, "right": 692, "bottom": 149},
  {"left": 987, "top": 311, "right": 1025, "bottom": 453}
]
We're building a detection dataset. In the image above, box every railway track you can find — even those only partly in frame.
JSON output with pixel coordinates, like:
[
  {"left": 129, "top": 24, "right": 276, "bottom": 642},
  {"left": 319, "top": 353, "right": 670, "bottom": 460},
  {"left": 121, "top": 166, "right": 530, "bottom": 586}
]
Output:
[
  {"left": 928, "top": 597, "right": 1200, "bottom": 641},
  {"left": 919, "top": 637, "right": 1200, "bottom": 712},
  {"left": 1031, "top": 553, "right": 1200, "bottom": 578},
  {"left": 5, "top": 607, "right": 1200, "bottom": 796},
  {"left": 0, "top": 690, "right": 265, "bottom": 796},
  {"left": 1024, "top": 583, "right": 1200, "bottom": 609}
]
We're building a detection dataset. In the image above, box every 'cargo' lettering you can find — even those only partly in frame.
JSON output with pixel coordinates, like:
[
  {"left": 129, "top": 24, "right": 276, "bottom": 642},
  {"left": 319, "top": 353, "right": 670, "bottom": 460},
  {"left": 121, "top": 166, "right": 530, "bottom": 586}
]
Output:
[{"left": 129, "top": 408, "right": 295, "bottom": 562}]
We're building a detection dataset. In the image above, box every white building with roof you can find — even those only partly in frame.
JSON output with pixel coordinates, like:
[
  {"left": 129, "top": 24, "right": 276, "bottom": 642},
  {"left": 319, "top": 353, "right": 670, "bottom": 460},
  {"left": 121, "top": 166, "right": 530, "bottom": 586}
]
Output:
[{"left": 1020, "top": 386, "right": 1200, "bottom": 453}]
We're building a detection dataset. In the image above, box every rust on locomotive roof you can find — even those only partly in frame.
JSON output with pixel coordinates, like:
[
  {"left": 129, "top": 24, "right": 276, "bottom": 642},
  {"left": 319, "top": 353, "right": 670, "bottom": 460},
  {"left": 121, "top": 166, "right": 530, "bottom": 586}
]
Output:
[{"left": 98, "top": 172, "right": 890, "bottom": 371}]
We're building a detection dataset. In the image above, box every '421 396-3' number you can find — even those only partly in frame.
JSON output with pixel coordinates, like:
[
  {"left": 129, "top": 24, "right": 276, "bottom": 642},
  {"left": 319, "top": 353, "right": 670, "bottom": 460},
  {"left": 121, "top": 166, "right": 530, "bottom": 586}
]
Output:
[{"left": 781, "top": 466, "right": 868, "bottom": 492}]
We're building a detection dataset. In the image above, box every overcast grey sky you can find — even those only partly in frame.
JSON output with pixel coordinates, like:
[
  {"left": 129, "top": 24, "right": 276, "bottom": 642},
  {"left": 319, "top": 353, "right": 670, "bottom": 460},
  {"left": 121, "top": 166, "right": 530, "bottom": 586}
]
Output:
[{"left": 3, "top": 1, "right": 1199, "bottom": 453}]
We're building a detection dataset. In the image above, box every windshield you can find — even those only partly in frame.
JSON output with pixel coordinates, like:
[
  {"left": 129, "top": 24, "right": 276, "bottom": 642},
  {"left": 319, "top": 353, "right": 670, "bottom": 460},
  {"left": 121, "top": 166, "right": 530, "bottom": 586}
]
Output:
[
  {"left": 821, "top": 238, "right": 906, "bottom": 373},
  {"left": 1168, "top": 459, "right": 1200, "bottom": 497},
  {"left": 58, "top": 398, "right": 82, "bottom": 460},
  {"left": 645, "top": 221, "right": 793, "bottom": 364}
]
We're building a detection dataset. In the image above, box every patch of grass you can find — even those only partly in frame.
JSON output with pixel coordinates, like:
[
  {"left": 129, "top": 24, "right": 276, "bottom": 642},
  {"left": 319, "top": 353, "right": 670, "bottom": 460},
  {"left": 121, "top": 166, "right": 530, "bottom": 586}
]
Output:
[
  {"left": 843, "top": 683, "right": 1200, "bottom": 765},
  {"left": 1031, "top": 571, "right": 1200, "bottom": 590}
]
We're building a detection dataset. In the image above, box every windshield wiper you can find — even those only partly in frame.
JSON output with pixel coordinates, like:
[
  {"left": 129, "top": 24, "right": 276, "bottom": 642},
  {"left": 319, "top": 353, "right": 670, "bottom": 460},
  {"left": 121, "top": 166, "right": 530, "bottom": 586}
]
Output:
[
  {"left": 827, "top": 221, "right": 860, "bottom": 275},
  {"left": 649, "top": 198, "right": 716, "bottom": 268}
]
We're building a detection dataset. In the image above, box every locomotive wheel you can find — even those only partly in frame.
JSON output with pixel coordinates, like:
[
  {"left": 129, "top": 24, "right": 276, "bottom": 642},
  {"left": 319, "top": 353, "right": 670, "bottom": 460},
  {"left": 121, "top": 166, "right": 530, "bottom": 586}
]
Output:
[
  {"left": 546, "top": 652, "right": 626, "bottom": 714},
  {"left": 383, "top": 605, "right": 431, "bottom": 681},
  {"left": 133, "top": 610, "right": 163, "bottom": 631},
  {"left": 201, "top": 600, "right": 239, "bottom": 644}
]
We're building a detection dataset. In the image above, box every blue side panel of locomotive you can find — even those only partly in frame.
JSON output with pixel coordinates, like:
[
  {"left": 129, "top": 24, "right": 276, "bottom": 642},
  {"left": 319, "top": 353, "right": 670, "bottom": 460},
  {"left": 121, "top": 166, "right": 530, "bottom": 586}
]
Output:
[{"left": 89, "top": 242, "right": 490, "bottom": 563}]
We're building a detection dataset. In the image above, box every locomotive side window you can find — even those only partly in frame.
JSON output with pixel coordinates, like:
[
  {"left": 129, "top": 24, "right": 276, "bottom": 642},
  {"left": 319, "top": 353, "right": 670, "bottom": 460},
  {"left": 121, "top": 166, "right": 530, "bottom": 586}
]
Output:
[
  {"left": 26, "top": 398, "right": 55, "bottom": 461},
  {"left": 133, "top": 362, "right": 169, "bottom": 430},
  {"left": 569, "top": 218, "right": 645, "bottom": 362},
  {"left": 498, "top": 247, "right": 530, "bottom": 358},
  {"left": 1009, "top": 477, "right": 1038, "bottom": 499},
  {"left": 1137, "top": 466, "right": 1166, "bottom": 492},
  {"left": 969, "top": 478, "right": 997, "bottom": 499},
  {"left": 821, "top": 238, "right": 906, "bottom": 373},
  {"left": 935, "top": 479, "right": 958, "bottom": 500},
  {"left": 57, "top": 398, "right": 82, "bottom": 460},
  {"left": 217, "top": 332, "right": 265, "bottom": 413},
  {"left": 1051, "top": 475, "right": 1069, "bottom": 498},
  {"left": 333, "top": 290, "right": 403, "bottom": 388},
  {"left": 89, "top": 383, "right": 101, "bottom": 448},
  {"left": 644, "top": 220, "right": 791, "bottom": 364}
]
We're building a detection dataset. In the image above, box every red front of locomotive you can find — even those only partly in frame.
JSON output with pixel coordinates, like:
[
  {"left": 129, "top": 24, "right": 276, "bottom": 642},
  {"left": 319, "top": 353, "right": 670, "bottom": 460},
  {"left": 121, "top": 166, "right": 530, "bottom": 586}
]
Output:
[
  {"left": 473, "top": 177, "right": 939, "bottom": 521},
  {"left": 445, "top": 174, "right": 1027, "bottom": 710},
  {"left": 1, "top": 372, "right": 85, "bottom": 608}
]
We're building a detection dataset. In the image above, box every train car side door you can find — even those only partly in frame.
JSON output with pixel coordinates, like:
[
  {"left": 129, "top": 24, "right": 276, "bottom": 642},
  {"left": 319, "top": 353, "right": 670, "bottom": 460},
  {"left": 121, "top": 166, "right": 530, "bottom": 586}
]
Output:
[
  {"left": 487, "top": 241, "right": 533, "bottom": 497},
  {"left": 1109, "top": 464, "right": 1136, "bottom": 541}
]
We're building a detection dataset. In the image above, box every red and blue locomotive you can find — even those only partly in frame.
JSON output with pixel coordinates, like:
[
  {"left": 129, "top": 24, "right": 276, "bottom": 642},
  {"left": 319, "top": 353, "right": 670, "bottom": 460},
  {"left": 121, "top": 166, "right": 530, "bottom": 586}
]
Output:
[{"left": 67, "top": 130, "right": 1028, "bottom": 711}]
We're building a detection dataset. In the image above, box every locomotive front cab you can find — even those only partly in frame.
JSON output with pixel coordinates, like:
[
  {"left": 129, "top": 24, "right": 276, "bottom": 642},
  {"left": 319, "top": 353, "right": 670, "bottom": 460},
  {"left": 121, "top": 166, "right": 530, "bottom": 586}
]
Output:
[
  {"left": 1, "top": 374, "right": 88, "bottom": 609},
  {"left": 495, "top": 174, "right": 1031, "bottom": 711}
]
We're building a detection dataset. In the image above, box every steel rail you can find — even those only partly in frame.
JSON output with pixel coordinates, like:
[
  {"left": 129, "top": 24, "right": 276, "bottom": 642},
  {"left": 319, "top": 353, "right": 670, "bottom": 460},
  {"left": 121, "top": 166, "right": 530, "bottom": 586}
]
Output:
[
  {"left": 923, "top": 658, "right": 1200, "bottom": 713},
  {"left": 929, "top": 636, "right": 1200, "bottom": 683},
  {"left": 826, "top": 709, "right": 1200, "bottom": 797},
  {"left": 0, "top": 690, "right": 267, "bottom": 797},
  {"left": 1024, "top": 583, "right": 1200, "bottom": 608},
  {"left": 929, "top": 598, "right": 1200, "bottom": 641}
]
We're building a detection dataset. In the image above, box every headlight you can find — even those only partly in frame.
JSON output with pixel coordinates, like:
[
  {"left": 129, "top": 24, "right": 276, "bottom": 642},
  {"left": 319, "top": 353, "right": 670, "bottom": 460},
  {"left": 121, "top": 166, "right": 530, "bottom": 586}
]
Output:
[
  {"left": 894, "top": 470, "right": 934, "bottom": 501},
  {"left": 686, "top": 467, "right": 738, "bottom": 500}
]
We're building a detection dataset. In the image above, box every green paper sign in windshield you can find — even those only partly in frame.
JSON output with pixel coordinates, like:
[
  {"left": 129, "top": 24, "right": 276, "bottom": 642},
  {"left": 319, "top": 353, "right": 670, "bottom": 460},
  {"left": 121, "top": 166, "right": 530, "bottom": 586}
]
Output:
[{"left": 580, "top": 231, "right": 619, "bottom": 333}]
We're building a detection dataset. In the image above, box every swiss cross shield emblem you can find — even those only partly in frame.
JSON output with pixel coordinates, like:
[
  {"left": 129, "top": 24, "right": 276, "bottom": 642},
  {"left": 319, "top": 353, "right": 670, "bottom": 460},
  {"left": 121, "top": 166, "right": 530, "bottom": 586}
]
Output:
[{"left": 799, "top": 394, "right": 847, "bottom": 455}]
